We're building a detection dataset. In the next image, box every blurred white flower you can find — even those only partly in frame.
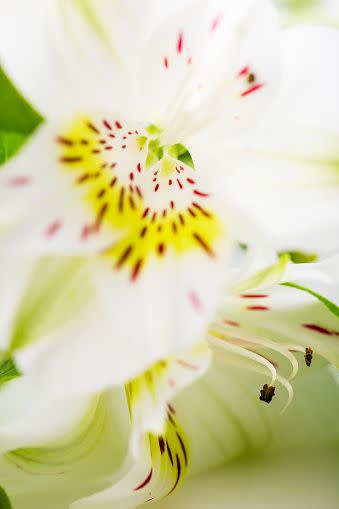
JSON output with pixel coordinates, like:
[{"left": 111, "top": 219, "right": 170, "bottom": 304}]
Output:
[{"left": 1, "top": 252, "right": 338, "bottom": 509}]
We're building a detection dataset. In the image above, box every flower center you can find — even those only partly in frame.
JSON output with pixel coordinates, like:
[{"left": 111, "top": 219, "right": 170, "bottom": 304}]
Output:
[{"left": 56, "top": 115, "right": 225, "bottom": 281}]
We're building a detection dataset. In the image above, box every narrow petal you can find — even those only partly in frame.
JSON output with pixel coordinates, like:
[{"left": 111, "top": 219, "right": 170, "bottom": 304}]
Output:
[
  {"left": 212, "top": 26, "right": 339, "bottom": 253},
  {"left": 139, "top": 0, "right": 280, "bottom": 139},
  {"left": 0, "top": 1, "right": 138, "bottom": 116},
  {"left": 0, "top": 377, "right": 130, "bottom": 509},
  {"left": 215, "top": 257, "right": 339, "bottom": 375},
  {"left": 71, "top": 409, "right": 189, "bottom": 509},
  {"left": 126, "top": 342, "right": 211, "bottom": 440}
]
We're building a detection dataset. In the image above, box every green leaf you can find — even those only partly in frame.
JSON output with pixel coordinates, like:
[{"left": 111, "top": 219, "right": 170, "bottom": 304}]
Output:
[
  {"left": 0, "top": 358, "right": 20, "bottom": 387},
  {"left": 0, "top": 66, "right": 43, "bottom": 166},
  {"left": 0, "top": 130, "right": 29, "bottom": 165},
  {"left": 282, "top": 282, "right": 339, "bottom": 319},
  {"left": 0, "top": 485, "right": 12, "bottom": 509}
]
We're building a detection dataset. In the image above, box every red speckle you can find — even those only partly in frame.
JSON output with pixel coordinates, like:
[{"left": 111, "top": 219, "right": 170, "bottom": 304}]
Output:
[
  {"left": 168, "top": 403, "right": 176, "bottom": 414},
  {"left": 158, "top": 243, "right": 165, "bottom": 255},
  {"left": 303, "top": 324, "right": 333, "bottom": 336},
  {"left": 56, "top": 136, "right": 73, "bottom": 146},
  {"left": 164, "top": 56, "right": 169, "bottom": 69},
  {"left": 187, "top": 178, "right": 195, "bottom": 184},
  {"left": 193, "top": 190, "right": 209, "bottom": 198},
  {"left": 137, "top": 163, "right": 142, "bottom": 173},
  {"left": 224, "top": 320, "right": 240, "bottom": 327},
  {"left": 154, "top": 183, "right": 159, "bottom": 192},
  {"left": 192, "top": 202, "right": 212, "bottom": 218},
  {"left": 246, "top": 306, "right": 269, "bottom": 311},
  {"left": 131, "top": 259, "right": 143, "bottom": 282},
  {"left": 115, "top": 121, "right": 123, "bottom": 129},
  {"left": 177, "top": 178, "right": 183, "bottom": 189},
  {"left": 81, "top": 224, "right": 95, "bottom": 240},
  {"left": 142, "top": 207, "right": 150, "bottom": 218},
  {"left": 140, "top": 226, "right": 148, "bottom": 238},
  {"left": 134, "top": 469, "right": 153, "bottom": 491},
  {"left": 177, "top": 359, "right": 198, "bottom": 371},
  {"left": 240, "top": 294, "right": 269, "bottom": 299},
  {"left": 86, "top": 122, "right": 100, "bottom": 134},
  {"left": 168, "top": 179, "right": 172, "bottom": 186},
  {"left": 60, "top": 155, "right": 83, "bottom": 162},
  {"left": 188, "top": 290, "right": 204, "bottom": 314},
  {"left": 177, "top": 31, "right": 184, "bottom": 54},
  {"left": 109, "top": 133, "right": 116, "bottom": 139},
  {"left": 45, "top": 220, "right": 63, "bottom": 238},
  {"left": 187, "top": 56, "right": 192, "bottom": 65},
  {"left": 238, "top": 65, "right": 250, "bottom": 78},
  {"left": 158, "top": 436, "right": 165, "bottom": 454},
  {"left": 170, "top": 200, "right": 175, "bottom": 209},
  {"left": 103, "top": 119, "right": 112, "bottom": 130},
  {"left": 7, "top": 176, "right": 32, "bottom": 187},
  {"left": 211, "top": 13, "right": 223, "bottom": 32},
  {"left": 241, "top": 83, "right": 264, "bottom": 98},
  {"left": 129, "top": 172, "right": 134, "bottom": 181},
  {"left": 105, "top": 146, "right": 113, "bottom": 151},
  {"left": 136, "top": 186, "right": 143, "bottom": 198},
  {"left": 121, "top": 145, "right": 127, "bottom": 149}
]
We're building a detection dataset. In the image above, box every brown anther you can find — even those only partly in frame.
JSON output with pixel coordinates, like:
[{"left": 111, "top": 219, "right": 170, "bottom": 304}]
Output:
[
  {"left": 304, "top": 347, "right": 313, "bottom": 367},
  {"left": 259, "top": 384, "right": 275, "bottom": 404},
  {"left": 247, "top": 73, "right": 256, "bottom": 83}
]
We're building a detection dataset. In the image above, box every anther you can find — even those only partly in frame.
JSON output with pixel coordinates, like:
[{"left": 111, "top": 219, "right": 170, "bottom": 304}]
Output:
[
  {"left": 304, "top": 347, "right": 313, "bottom": 367},
  {"left": 259, "top": 384, "right": 275, "bottom": 404}
]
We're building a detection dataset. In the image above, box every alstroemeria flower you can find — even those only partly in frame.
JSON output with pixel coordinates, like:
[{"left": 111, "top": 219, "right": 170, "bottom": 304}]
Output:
[{"left": 0, "top": 0, "right": 283, "bottom": 394}]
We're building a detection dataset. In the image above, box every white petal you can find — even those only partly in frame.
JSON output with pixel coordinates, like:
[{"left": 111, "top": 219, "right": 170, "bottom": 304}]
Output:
[
  {"left": 138, "top": 0, "right": 280, "bottom": 139},
  {"left": 126, "top": 342, "right": 211, "bottom": 440},
  {"left": 214, "top": 26, "right": 339, "bottom": 253},
  {"left": 0, "top": 256, "right": 36, "bottom": 351},
  {"left": 0, "top": 376, "right": 94, "bottom": 454},
  {"left": 71, "top": 409, "right": 190, "bottom": 509},
  {"left": 0, "top": 1, "right": 138, "bottom": 116},
  {"left": 0, "top": 379, "right": 130, "bottom": 509},
  {"left": 217, "top": 257, "right": 339, "bottom": 368}
]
